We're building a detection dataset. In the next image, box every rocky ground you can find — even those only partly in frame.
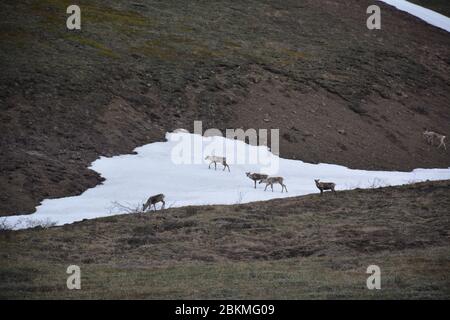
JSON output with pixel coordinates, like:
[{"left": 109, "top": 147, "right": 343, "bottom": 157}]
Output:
[
  {"left": 1, "top": 180, "right": 449, "bottom": 299},
  {"left": 1, "top": 0, "right": 450, "bottom": 216}
]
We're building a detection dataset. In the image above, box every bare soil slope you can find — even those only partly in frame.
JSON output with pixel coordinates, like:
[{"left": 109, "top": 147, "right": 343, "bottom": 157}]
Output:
[
  {"left": 1, "top": 0, "right": 450, "bottom": 215},
  {"left": 408, "top": 0, "right": 450, "bottom": 17}
]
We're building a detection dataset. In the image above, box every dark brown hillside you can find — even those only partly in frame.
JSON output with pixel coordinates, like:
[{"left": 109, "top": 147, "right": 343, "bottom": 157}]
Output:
[
  {"left": 408, "top": 0, "right": 450, "bottom": 17},
  {"left": 1, "top": 0, "right": 449, "bottom": 215}
]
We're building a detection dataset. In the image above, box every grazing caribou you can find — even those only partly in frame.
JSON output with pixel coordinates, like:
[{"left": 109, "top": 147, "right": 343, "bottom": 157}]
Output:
[
  {"left": 205, "top": 155, "right": 230, "bottom": 172},
  {"left": 259, "top": 176, "right": 288, "bottom": 193},
  {"left": 423, "top": 129, "right": 447, "bottom": 150},
  {"left": 246, "top": 172, "right": 269, "bottom": 189},
  {"left": 143, "top": 193, "right": 165, "bottom": 211},
  {"left": 314, "top": 179, "right": 336, "bottom": 196}
]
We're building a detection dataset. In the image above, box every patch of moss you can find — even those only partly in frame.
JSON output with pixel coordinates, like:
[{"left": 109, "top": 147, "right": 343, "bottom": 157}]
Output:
[
  {"left": 0, "top": 29, "right": 31, "bottom": 49},
  {"left": 131, "top": 44, "right": 179, "bottom": 61},
  {"left": 280, "top": 48, "right": 306, "bottom": 60},
  {"left": 132, "top": 35, "right": 225, "bottom": 62},
  {"left": 84, "top": 6, "right": 150, "bottom": 28},
  {"left": 223, "top": 40, "right": 242, "bottom": 49},
  {"left": 31, "top": 0, "right": 152, "bottom": 30},
  {"left": 65, "top": 34, "right": 119, "bottom": 59}
]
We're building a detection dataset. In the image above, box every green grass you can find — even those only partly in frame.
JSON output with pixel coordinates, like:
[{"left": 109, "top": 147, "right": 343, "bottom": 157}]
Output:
[{"left": 1, "top": 248, "right": 448, "bottom": 299}]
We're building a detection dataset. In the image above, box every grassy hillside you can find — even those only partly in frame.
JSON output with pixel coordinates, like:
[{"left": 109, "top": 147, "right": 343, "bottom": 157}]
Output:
[{"left": 1, "top": 180, "right": 449, "bottom": 299}]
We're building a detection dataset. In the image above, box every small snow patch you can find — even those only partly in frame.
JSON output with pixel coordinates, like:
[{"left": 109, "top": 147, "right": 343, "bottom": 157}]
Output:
[{"left": 379, "top": 0, "right": 450, "bottom": 32}]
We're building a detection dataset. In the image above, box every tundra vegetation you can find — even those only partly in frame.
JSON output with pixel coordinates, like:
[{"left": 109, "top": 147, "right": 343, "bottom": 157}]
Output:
[{"left": 1, "top": 180, "right": 449, "bottom": 299}]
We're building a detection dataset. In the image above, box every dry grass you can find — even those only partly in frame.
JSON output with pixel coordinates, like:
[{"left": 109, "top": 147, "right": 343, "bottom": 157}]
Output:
[{"left": 1, "top": 180, "right": 449, "bottom": 299}]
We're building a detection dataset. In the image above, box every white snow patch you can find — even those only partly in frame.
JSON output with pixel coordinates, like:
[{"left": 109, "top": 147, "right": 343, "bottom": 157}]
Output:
[
  {"left": 379, "top": 0, "right": 450, "bottom": 32},
  {"left": 3, "top": 131, "right": 450, "bottom": 230}
]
